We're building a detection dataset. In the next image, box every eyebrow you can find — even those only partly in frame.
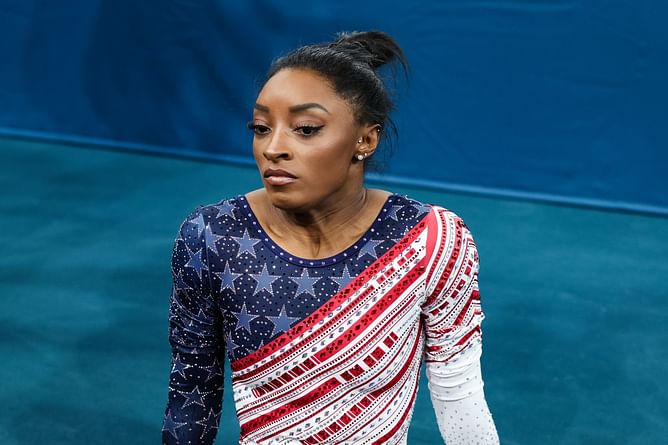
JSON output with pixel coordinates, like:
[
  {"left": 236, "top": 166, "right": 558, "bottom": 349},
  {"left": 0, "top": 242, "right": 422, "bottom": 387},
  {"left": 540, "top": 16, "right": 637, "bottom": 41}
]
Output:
[
  {"left": 253, "top": 102, "right": 330, "bottom": 114},
  {"left": 289, "top": 103, "right": 330, "bottom": 114}
]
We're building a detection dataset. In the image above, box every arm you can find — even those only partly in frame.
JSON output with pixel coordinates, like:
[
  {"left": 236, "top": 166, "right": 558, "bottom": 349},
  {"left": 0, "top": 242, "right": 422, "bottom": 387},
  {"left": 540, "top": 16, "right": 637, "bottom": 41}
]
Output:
[
  {"left": 426, "top": 344, "right": 498, "bottom": 444},
  {"left": 162, "top": 206, "right": 226, "bottom": 445},
  {"left": 422, "top": 209, "right": 499, "bottom": 444}
]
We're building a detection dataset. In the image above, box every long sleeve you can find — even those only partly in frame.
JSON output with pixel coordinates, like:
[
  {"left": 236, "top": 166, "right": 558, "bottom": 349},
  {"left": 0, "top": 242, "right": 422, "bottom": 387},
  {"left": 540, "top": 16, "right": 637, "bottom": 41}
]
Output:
[
  {"left": 162, "top": 206, "right": 226, "bottom": 445},
  {"left": 421, "top": 208, "right": 499, "bottom": 444}
]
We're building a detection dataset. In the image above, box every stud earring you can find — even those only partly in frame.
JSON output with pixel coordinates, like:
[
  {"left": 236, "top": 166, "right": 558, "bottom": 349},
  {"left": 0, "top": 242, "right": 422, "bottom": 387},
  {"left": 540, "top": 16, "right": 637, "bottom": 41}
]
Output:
[
  {"left": 356, "top": 154, "right": 365, "bottom": 161},
  {"left": 357, "top": 138, "right": 363, "bottom": 144}
]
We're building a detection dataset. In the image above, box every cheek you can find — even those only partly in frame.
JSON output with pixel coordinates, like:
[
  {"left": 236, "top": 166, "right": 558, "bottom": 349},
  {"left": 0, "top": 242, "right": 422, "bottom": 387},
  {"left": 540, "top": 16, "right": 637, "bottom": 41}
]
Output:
[
  {"left": 252, "top": 139, "right": 271, "bottom": 170},
  {"left": 303, "top": 140, "right": 352, "bottom": 178},
  {"left": 252, "top": 139, "right": 261, "bottom": 160}
]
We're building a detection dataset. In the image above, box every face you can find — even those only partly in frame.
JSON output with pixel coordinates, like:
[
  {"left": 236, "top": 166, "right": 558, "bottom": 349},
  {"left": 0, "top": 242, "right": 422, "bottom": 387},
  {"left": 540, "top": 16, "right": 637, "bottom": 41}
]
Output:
[{"left": 249, "top": 68, "right": 375, "bottom": 212}]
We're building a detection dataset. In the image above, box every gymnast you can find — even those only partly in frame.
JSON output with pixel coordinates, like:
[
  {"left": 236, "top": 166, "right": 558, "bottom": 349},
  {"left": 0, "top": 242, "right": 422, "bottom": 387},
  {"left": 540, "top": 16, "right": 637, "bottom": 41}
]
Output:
[{"left": 162, "top": 30, "right": 499, "bottom": 444}]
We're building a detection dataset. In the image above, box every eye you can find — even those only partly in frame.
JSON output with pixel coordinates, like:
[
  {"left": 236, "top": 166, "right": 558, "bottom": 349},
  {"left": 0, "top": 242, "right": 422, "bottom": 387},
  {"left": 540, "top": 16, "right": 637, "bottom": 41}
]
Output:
[
  {"left": 246, "top": 121, "right": 270, "bottom": 135},
  {"left": 294, "top": 125, "right": 324, "bottom": 137}
]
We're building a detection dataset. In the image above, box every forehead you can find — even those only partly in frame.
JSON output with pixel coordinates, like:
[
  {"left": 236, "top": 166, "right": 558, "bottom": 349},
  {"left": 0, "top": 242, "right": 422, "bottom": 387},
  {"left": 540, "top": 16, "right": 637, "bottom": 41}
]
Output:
[{"left": 256, "top": 68, "right": 353, "bottom": 115}]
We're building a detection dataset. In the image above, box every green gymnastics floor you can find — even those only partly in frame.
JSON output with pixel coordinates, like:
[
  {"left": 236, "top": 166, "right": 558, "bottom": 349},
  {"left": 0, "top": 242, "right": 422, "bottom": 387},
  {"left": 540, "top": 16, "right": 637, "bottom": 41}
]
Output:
[{"left": 1, "top": 138, "right": 666, "bottom": 444}]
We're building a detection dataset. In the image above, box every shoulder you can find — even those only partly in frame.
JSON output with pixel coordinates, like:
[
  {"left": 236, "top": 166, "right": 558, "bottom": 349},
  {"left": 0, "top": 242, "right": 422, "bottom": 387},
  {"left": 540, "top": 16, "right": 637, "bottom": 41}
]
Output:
[
  {"left": 438, "top": 207, "right": 477, "bottom": 258},
  {"left": 385, "top": 193, "right": 432, "bottom": 223},
  {"left": 174, "top": 195, "right": 246, "bottom": 242},
  {"left": 428, "top": 205, "right": 473, "bottom": 234},
  {"left": 380, "top": 193, "right": 477, "bottom": 246},
  {"left": 422, "top": 204, "right": 479, "bottom": 280},
  {"left": 389, "top": 194, "right": 473, "bottom": 239},
  {"left": 171, "top": 195, "right": 249, "bottom": 272}
]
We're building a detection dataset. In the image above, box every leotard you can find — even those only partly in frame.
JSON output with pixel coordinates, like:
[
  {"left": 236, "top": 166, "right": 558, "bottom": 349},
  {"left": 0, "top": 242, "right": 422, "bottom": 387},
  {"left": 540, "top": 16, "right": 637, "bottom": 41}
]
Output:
[{"left": 162, "top": 194, "right": 499, "bottom": 444}]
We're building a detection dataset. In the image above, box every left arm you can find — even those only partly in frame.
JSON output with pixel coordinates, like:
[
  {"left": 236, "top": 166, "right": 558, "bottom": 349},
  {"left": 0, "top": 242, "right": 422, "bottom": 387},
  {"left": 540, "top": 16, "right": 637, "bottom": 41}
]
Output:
[{"left": 421, "top": 208, "right": 499, "bottom": 444}]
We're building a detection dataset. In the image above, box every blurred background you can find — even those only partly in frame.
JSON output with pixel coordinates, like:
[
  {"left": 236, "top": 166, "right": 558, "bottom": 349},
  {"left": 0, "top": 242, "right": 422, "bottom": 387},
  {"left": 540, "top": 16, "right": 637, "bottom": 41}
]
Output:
[{"left": 1, "top": 1, "right": 667, "bottom": 444}]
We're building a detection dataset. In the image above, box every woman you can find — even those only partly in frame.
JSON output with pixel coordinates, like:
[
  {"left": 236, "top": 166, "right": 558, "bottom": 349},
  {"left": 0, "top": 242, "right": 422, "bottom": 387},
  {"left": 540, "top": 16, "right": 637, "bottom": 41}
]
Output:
[{"left": 162, "top": 31, "right": 499, "bottom": 445}]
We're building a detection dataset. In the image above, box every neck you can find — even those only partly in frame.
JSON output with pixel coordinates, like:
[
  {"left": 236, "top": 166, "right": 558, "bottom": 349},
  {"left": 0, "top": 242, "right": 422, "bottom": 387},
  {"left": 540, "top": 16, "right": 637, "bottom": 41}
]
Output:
[
  {"left": 260, "top": 186, "right": 376, "bottom": 259},
  {"left": 272, "top": 187, "right": 368, "bottom": 237}
]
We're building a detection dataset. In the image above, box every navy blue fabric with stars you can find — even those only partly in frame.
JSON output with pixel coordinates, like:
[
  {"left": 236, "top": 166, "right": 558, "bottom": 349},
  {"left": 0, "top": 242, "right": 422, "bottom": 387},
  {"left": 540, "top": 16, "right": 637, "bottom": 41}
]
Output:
[{"left": 162, "top": 193, "right": 431, "bottom": 444}]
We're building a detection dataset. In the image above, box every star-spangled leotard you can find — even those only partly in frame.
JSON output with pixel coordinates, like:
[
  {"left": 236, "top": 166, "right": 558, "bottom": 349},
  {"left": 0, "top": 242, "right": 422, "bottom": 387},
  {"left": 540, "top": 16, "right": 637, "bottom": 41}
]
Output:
[{"left": 162, "top": 193, "right": 499, "bottom": 444}]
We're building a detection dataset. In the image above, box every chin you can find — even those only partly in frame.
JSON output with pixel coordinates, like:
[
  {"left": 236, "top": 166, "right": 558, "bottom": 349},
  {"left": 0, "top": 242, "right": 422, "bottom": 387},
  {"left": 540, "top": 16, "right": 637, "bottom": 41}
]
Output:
[{"left": 264, "top": 187, "right": 310, "bottom": 212}]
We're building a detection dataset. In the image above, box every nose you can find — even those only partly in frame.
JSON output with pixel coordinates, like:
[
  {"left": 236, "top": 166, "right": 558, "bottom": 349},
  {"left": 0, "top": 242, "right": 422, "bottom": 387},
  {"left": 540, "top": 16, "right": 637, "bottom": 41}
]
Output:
[{"left": 262, "top": 129, "right": 291, "bottom": 162}]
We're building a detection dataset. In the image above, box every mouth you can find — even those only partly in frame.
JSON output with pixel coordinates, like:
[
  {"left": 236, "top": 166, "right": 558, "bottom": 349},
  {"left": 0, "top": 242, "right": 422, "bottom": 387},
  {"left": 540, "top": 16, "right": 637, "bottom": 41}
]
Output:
[{"left": 263, "top": 168, "right": 297, "bottom": 186}]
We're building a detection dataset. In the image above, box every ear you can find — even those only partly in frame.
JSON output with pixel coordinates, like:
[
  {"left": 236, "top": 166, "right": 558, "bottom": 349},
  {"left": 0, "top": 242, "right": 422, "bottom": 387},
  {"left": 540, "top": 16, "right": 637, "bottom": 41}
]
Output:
[{"left": 356, "top": 124, "right": 382, "bottom": 157}]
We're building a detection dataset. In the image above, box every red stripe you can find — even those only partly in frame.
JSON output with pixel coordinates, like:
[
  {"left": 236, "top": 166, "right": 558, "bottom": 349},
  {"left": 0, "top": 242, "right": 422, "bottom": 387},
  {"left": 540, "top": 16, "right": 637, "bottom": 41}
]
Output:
[
  {"left": 456, "top": 325, "right": 481, "bottom": 347},
  {"left": 425, "top": 286, "right": 478, "bottom": 340},
  {"left": 241, "top": 377, "right": 343, "bottom": 434},
  {"left": 424, "top": 211, "right": 466, "bottom": 307},
  {"left": 431, "top": 326, "right": 482, "bottom": 363},
  {"left": 436, "top": 263, "right": 477, "bottom": 327},
  {"left": 425, "top": 226, "right": 469, "bottom": 310},
  {"left": 424, "top": 208, "right": 443, "bottom": 284},
  {"left": 455, "top": 290, "right": 477, "bottom": 325}
]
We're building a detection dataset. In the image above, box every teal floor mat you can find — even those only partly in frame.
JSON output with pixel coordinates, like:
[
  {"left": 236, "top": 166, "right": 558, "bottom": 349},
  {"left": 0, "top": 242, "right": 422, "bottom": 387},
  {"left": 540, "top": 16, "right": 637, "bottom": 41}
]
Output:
[{"left": 1, "top": 138, "right": 667, "bottom": 444}]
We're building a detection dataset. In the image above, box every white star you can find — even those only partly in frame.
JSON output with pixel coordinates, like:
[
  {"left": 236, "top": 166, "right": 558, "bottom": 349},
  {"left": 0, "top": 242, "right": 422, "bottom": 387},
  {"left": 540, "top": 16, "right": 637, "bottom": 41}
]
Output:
[
  {"left": 292, "top": 268, "right": 320, "bottom": 296},
  {"left": 185, "top": 246, "right": 208, "bottom": 280},
  {"left": 178, "top": 385, "right": 209, "bottom": 408},
  {"left": 357, "top": 239, "right": 384, "bottom": 260},
  {"left": 331, "top": 264, "right": 354, "bottom": 290},
  {"left": 162, "top": 409, "right": 187, "bottom": 439},
  {"left": 196, "top": 408, "right": 221, "bottom": 438},
  {"left": 232, "top": 229, "right": 260, "bottom": 257},
  {"left": 215, "top": 262, "right": 240, "bottom": 292},
  {"left": 214, "top": 200, "right": 235, "bottom": 219},
  {"left": 189, "top": 213, "right": 206, "bottom": 237},
  {"left": 386, "top": 205, "right": 403, "bottom": 221},
  {"left": 173, "top": 270, "right": 191, "bottom": 291},
  {"left": 170, "top": 353, "right": 189, "bottom": 379},
  {"left": 267, "top": 305, "right": 300, "bottom": 337},
  {"left": 234, "top": 302, "right": 258, "bottom": 333},
  {"left": 251, "top": 264, "right": 278, "bottom": 296},
  {"left": 204, "top": 358, "right": 223, "bottom": 382},
  {"left": 225, "top": 333, "right": 239, "bottom": 354},
  {"left": 204, "top": 224, "right": 224, "bottom": 255}
]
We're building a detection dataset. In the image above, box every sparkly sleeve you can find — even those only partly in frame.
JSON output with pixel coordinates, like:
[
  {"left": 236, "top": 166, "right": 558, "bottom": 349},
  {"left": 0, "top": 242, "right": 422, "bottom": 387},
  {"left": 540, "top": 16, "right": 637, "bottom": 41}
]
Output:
[
  {"left": 421, "top": 208, "right": 499, "bottom": 444},
  {"left": 162, "top": 206, "right": 226, "bottom": 445}
]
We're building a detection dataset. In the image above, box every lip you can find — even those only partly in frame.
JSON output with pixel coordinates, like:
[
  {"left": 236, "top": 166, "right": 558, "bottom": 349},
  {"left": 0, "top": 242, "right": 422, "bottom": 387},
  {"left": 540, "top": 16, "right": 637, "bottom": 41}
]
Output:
[{"left": 263, "top": 168, "right": 297, "bottom": 186}]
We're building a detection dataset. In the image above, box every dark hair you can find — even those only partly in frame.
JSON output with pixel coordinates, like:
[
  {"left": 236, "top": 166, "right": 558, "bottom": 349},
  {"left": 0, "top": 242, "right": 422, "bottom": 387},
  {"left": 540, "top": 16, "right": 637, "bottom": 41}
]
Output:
[{"left": 265, "top": 31, "right": 409, "bottom": 170}]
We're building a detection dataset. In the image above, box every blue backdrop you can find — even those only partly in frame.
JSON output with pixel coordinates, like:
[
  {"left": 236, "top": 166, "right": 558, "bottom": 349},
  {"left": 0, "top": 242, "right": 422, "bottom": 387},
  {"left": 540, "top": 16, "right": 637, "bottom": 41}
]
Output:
[{"left": 1, "top": 1, "right": 667, "bottom": 214}]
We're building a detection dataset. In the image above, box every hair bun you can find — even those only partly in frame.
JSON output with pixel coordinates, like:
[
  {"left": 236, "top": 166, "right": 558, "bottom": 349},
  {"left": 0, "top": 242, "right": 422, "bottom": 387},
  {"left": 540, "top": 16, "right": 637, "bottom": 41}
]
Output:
[
  {"left": 332, "top": 31, "right": 408, "bottom": 72},
  {"left": 266, "top": 29, "right": 409, "bottom": 171}
]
